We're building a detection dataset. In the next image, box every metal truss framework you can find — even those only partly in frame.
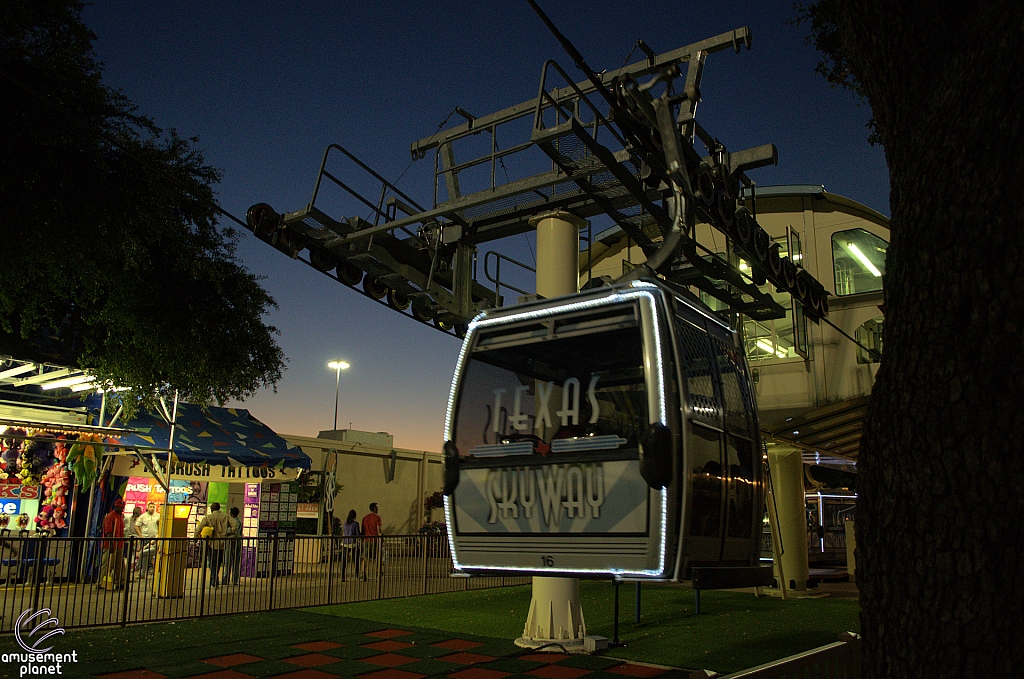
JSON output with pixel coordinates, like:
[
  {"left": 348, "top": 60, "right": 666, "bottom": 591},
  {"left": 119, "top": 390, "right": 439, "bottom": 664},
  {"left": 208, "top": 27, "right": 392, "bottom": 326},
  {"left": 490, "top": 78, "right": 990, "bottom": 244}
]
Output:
[{"left": 247, "top": 21, "right": 831, "bottom": 336}]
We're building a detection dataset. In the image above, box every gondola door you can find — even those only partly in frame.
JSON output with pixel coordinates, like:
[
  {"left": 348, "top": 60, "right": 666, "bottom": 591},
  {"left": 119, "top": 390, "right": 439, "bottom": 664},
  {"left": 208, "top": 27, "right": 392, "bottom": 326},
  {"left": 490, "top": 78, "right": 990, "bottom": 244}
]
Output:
[
  {"left": 721, "top": 434, "right": 757, "bottom": 562},
  {"left": 674, "top": 311, "right": 727, "bottom": 567},
  {"left": 673, "top": 303, "right": 762, "bottom": 570},
  {"left": 684, "top": 422, "right": 726, "bottom": 565}
]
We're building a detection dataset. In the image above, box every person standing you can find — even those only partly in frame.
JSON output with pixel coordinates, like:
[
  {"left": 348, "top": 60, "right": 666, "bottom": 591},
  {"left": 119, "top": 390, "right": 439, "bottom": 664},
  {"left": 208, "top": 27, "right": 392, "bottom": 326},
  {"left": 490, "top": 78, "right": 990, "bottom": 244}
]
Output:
[
  {"left": 225, "top": 507, "right": 242, "bottom": 585},
  {"left": 98, "top": 499, "right": 126, "bottom": 590},
  {"left": 340, "top": 509, "right": 360, "bottom": 581},
  {"left": 194, "top": 502, "right": 230, "bottom": 587},
  {"left": 126, "top": 506, "right": 142, "bottom": 573},
  {"left": 135, "top": 502, "right": 160, "bottom": 578},
  {"left": 128, "top": 506, "right": 142, "bottom": 537},
  {"left": 136, "top": 502, "right": 160, "bottom": 538},
  {"left": 361, "top": 502, "right": 382, "bottom": 578}
]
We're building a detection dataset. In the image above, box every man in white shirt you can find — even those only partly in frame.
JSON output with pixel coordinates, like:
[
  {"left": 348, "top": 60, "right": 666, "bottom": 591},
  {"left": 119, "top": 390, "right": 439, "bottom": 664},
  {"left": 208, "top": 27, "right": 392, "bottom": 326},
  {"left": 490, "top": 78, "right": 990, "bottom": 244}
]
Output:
[
  {"left": 134, "top": 503, "right": 160, "bottom": 578},
  {"left": 136, "top": 503, "right": 160, "bottom": 538}
]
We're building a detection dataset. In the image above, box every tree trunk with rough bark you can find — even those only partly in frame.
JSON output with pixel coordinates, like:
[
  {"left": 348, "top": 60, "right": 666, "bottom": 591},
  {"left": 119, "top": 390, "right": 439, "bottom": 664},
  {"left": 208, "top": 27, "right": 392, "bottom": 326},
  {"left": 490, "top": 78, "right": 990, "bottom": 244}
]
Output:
[{"left": 835, "top": 2, "right": 1024, "bottom": 676}]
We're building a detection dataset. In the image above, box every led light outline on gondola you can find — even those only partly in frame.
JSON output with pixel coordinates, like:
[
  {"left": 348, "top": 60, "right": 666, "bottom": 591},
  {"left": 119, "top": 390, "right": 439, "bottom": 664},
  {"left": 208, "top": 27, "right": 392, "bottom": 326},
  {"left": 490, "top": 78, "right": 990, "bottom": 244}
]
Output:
[{"left": 443, "top": 282, "right": 669, "bottom": 577}]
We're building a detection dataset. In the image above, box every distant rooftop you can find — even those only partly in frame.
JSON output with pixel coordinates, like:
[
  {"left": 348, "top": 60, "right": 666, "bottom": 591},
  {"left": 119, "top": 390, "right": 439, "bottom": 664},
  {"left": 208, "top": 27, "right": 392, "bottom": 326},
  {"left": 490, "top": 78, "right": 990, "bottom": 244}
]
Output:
[{"left": 739, "top": 184, "right": 826, "bottom": 198}]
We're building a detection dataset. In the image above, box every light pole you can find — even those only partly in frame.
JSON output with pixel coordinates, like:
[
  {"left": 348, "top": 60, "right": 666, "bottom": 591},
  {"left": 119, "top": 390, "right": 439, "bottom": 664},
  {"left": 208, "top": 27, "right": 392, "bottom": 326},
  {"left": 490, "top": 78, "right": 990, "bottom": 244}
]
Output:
[{"left": 327, "top": 360, "right": 350, "bottom": 431}]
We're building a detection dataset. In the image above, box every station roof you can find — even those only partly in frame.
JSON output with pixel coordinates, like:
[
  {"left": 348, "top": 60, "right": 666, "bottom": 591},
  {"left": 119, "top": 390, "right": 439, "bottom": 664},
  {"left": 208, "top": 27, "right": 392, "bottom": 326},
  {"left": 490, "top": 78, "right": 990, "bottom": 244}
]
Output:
[{"left": 761, "top": 395, "right": 869, "bottom": 465}]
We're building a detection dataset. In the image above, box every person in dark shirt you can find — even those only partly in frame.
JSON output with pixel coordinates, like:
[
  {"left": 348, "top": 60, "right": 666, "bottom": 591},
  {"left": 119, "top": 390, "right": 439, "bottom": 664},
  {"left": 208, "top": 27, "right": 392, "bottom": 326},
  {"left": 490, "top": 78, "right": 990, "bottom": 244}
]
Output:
[{"left": 341, "top": 509, "right": 361, "bottom": 581}]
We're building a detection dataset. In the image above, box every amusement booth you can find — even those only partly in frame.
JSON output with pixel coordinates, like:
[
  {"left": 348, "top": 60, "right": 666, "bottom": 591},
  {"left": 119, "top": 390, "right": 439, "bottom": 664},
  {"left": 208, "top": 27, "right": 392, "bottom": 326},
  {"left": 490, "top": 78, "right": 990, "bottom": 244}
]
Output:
[
  {"left": 110, "top": 403, "right": 310, "bottom": 595},
  {"left": 0, "top": 402, "right": 130, "bottom": 584}
]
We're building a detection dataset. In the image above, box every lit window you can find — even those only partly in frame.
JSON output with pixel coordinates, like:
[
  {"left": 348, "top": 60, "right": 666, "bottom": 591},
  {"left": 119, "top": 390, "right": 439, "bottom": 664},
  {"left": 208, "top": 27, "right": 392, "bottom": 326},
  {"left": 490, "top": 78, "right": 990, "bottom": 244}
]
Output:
[
  {"left": 832, "top": 229, "right": 887, "bottom": 296},
  {"left": 742, "top": 236, "right": 801, "bottom": 363},
  {"left": 856, "top": 317, "right": 883, "bottom": 364}
]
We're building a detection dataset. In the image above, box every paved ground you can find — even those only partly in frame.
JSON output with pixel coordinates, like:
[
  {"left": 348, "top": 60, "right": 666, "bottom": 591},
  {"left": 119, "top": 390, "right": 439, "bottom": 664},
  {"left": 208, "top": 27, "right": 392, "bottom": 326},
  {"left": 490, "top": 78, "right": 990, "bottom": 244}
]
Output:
[{"left": 29, "top": 609, "right": 686, "bottom": 679}]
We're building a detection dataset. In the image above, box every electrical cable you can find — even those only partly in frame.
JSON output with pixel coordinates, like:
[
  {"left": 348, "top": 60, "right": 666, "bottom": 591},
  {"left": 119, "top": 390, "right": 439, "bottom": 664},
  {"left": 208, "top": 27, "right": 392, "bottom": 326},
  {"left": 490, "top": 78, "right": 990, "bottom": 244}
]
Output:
[
  {"left": 363, "top": 107, "right": 461, "bottom": 223},
  {"left": 617, "top": 39, "right": 644, "bottom": 74},
  {"left": 490, "top": 133, "right": 536, "bottom": 268}
]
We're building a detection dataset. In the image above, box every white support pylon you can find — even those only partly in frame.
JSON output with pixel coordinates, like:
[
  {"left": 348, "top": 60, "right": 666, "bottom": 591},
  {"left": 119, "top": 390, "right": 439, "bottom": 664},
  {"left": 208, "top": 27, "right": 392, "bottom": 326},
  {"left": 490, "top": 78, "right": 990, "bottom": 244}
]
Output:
[{"left": 515, "top": 210, "right": 590, "bottom": 653}]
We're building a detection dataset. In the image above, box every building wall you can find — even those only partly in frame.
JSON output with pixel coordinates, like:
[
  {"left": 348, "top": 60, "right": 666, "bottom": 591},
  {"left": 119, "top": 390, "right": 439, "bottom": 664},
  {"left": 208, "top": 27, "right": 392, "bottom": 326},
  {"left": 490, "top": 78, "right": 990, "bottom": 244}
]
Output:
[
  {"left": 282, "top": 433, "right": 444, "bottom": 535},
  {"left": 579, "top": 186, "right": 889, "bottom": 415}
]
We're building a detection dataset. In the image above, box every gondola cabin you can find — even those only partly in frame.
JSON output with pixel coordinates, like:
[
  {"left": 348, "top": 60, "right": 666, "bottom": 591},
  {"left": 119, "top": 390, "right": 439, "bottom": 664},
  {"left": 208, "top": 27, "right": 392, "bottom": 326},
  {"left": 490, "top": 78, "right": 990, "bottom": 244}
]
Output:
[{"left": 442, "top": 279, "right": 764, "bottom": 580}]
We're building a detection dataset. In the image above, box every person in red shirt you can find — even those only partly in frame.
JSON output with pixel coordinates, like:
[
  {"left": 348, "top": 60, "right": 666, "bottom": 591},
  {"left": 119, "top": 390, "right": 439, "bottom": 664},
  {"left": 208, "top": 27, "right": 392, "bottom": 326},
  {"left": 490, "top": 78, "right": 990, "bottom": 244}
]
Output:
[
  {"left": 98, "top": 499, "right": 126, "bottom": 590},
  {"left": 361, "top": 503, "right": 382, "bottom": 537},
  {"left": 361, "top": 503, "right": 382, "bottom": 579}
]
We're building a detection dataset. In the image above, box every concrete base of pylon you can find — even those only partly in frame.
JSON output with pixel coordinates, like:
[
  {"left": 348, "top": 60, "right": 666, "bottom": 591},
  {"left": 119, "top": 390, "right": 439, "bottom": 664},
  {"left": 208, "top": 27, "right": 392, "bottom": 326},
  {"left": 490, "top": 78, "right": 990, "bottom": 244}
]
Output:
[{"left": 514, "top": 576, "right": 591, "bottom": 653}]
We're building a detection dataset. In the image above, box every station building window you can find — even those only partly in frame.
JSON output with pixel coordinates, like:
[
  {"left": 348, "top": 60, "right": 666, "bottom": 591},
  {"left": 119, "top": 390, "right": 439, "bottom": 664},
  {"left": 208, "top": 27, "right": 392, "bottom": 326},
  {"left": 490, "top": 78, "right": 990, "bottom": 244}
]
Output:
[
  {"left": 741, "top": 233, "right": 806, "bottom": 363},
  {"left": 856, "top": 316, "right": 884, "bottom": 363},
  {"left": 833, "top": 228, "right": 888, "bottom": 296}
]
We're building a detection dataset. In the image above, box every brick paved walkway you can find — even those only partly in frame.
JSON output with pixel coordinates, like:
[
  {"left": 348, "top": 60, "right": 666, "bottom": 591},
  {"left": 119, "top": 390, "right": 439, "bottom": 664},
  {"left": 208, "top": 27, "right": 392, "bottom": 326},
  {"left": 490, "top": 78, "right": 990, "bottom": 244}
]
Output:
[{"left": 44, "top": 610, "right": 684, "bottom": 679}]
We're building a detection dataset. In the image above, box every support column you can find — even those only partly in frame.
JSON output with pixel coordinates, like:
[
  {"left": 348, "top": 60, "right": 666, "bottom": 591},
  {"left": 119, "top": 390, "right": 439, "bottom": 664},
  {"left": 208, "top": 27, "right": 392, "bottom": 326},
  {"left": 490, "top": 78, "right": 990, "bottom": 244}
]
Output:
[
  {"left": 517, "top": 210, "right": 588, "bottom": 652},
  {"left": 533, "top": 211, "right": 583, "bottom": 299},
  {"left": 768, "top": 448, "right": 809, "bottom": 591}
]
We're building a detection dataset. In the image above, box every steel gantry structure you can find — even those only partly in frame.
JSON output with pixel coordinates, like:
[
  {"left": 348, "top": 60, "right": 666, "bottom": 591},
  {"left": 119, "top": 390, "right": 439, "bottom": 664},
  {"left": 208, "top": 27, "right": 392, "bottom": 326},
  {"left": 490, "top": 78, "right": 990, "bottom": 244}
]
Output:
[{"left": 246, "top": 14, "right": 831, "bottom": 336}]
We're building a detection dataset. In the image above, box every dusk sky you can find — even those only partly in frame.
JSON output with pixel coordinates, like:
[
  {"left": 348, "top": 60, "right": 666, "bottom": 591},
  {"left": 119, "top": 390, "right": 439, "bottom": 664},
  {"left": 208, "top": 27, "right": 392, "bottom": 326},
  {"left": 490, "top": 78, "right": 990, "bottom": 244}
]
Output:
[{"left": 81, "top": 2, "right": 888, "bottom": 453}]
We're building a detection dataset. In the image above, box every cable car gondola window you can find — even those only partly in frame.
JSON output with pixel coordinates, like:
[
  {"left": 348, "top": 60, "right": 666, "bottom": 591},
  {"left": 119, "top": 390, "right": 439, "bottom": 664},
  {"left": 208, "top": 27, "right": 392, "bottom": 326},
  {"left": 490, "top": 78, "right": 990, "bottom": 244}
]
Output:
[
  {"left": 689, "top": 423, "right": 724, "bottom": 538},
  {"left": 452, "top": 320, "right": 647, "bottom": 460},
  {"left": 711, "top": 335, "right": 755, "bottom": 438},
  {"left": 726, "top": 435, "right": 755, "bottom": 538},
  {"left": 675, "top": 318, "right": 723, "bottom": 428}
]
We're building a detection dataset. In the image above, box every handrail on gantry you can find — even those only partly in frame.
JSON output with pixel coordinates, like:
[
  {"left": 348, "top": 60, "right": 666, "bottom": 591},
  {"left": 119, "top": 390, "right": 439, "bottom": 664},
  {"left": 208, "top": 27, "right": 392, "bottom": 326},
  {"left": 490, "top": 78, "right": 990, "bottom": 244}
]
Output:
[
  {"left": 310, "top": 144, "right": 427, "bottom": 224},
  {"left": 484, "top": 251, "right": 536, "bottom": 307},
  {"left": 532, "top": 59, "right": 629, "bottom": 152}
]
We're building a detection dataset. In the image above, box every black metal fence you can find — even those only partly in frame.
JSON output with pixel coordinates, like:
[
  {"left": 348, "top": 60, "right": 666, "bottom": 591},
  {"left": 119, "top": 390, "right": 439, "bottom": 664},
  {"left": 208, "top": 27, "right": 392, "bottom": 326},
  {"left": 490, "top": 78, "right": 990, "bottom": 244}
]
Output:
[{"left": 0, "top": 534, "right": 527, "bottom": 632}]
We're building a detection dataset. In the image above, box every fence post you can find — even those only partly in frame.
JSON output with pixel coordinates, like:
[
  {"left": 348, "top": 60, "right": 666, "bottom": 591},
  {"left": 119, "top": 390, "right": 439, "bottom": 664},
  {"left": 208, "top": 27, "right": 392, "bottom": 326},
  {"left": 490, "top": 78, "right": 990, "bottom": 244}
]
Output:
[
  {"left": 613, "top": 579, "right": 620, "bottom": 645},
  {"left": 31, "top": 536, "right": 46, "bottom": 615},
  {"left": 326, "top": 535, "right": 335, "bottom": 605},
  {"left": 121, "top": 536, "right": 134, "bottom": 627},
  {"left": 421, "top": 535, "right": 428, "bottom": 595},
  {"left": 269, "top": 533, "right": 279, "bottom": 611},
  {"left": 198, "top": 540, "right": 207, "bottom": 618},
  {"left": 375, "top": 537, "right": 383, "bottom": 600}
]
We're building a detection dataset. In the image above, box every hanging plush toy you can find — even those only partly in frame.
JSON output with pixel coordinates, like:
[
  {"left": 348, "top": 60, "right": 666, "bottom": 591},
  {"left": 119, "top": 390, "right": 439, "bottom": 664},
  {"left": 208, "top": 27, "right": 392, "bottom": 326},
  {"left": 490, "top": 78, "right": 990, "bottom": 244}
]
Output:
[
  {"left": 0, "top": 428, "right": 24, "bottom": 481},
  {"left": 36, "top": 440, "right": 72, "bottom": 531},
  {"left": 66, "top": 433, "right": 105, "bottom": 491},
  {"left": 18, "top": 431, "right": 55, "bottom": 485}
]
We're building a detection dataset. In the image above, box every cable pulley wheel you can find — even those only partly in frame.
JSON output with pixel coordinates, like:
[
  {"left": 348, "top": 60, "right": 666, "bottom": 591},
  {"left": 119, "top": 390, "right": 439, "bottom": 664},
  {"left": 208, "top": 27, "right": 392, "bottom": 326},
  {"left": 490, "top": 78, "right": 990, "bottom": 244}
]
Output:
[
  {"left": 363, "top": 274, "right": 387, "bottom": 300},
  {"left": 387, "top": 288, "right": 410, "bottom": 312},
  {"left": 337, "top": 261, "right": 362, "bottom": 286}
]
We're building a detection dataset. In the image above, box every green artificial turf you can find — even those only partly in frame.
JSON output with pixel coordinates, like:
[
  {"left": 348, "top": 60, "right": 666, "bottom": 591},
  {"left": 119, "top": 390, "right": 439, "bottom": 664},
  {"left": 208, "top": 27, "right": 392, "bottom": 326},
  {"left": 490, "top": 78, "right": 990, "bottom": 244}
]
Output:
[{"left": 309, "top": 581, "right": 861, "bottom": 674}]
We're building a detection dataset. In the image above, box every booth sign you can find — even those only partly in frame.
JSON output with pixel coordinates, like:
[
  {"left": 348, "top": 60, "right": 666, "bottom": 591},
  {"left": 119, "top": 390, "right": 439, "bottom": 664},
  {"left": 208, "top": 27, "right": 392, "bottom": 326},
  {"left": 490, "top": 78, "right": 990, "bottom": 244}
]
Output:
[
  {"left": 0, "top": 484, "right": 39, "bottom": 500},
  {"left": 112, "top": 456, "right": 300, "bottom": 482}
]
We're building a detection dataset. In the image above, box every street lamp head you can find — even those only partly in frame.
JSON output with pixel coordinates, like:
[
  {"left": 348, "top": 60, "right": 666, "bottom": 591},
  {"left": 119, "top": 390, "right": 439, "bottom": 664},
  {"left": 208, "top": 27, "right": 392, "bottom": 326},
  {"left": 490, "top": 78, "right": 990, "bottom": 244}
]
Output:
[{"left": 327, "top": 360, "right": 350, "bottom": 371}]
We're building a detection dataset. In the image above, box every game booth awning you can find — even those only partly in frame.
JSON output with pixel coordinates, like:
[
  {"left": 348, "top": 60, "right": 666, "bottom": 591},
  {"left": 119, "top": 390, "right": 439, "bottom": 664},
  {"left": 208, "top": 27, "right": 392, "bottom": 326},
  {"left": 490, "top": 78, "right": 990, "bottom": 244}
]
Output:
[{"left": 110, "top": 402, "right": 311, "bottom": 481}]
